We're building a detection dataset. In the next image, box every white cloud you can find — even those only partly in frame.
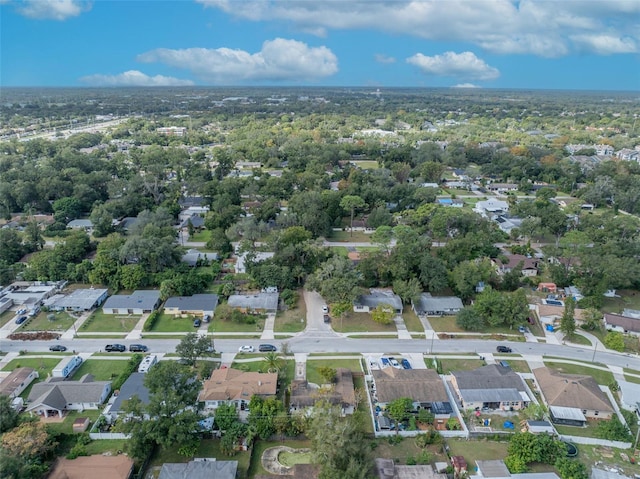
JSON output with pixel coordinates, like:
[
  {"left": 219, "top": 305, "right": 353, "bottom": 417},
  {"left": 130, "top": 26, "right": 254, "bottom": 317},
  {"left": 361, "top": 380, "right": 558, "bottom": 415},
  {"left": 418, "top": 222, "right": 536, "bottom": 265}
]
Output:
[
  {"left": 407, "top": 51, "right": 499, "bottom": 81},
  {"left": 452, "top": 83, "right": 480, "bottom": 88},
  {"left": 570, "top": 34, "right": 637, "bottom": 55},
  {"left": 16, "top": 0, "right": 90, "bottom": 20},
  {"left": 374, "top": 54, "right": 396, "bottom": 64},
  {"left": 196, "top": 0, "right": 639, "bottom": 57},
  {"left": 79, "top": 70, "right": 194, "bottom": 87},
  {"left": 137, "top": 38, "right": 338, "bottom": 83}
]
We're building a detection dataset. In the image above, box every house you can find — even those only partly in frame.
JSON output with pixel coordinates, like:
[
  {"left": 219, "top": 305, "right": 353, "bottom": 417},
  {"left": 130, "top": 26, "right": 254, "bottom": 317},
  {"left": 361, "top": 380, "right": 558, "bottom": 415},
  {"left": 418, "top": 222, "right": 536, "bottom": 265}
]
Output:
[
  {"left": 493, "top": 254, "right": 539, "bottom": 277},
  {"left": 437, "top": 198, "right": 464, "bottom": 207},
  {"left": 181, "top": 249, "right": 219, "bottom": 267},
  {"left": 0, "top": 367, "right": 38, "bottom": 398},
  {"left": 199, "top": 368, "right": 278, "bottom": 411},
  {"left": 494, "top": 215, "right": 523, "bottom": 235},
  {"left": 102, "top": 290, "right": 161, "bottom": 314},
  {"left": 227, "top": 292, "right": 279, "bottom": 314},
  {"left": 3, "top": 281, "right": 59, "bottom": 307},
  {"left": 375, "top": 458, "right": 448, "bottom": 479},
  {"left": 537, "top": 283, "right": 557, "bottom": 293},
  {"left": 67, "top": 219, "right": 94, "bottom": 233},
  {"left": 474, "top": 460, "right": 561, "bottom": 479},
  {"left": 474, "top": 199, "right": 509, "bottom": 218},
  {"left": 289, "top": 368, "right": 356, "bottom": 416},
  {"left": 354, "top": 289, "right": 403, "bottom": 314},
  {"left": 235, "top": 251, "right": 275, "bottom": 274},
  {"left": 450, "top": 364, "right": 530, "bottom": 411},
  {"left": 180, "top": 214, "right": 205, "bottom": 230},
  {"left": 49, "top": 455, "right": 134, "bottom": 479},
  {"left": 164, "top": 294, "right": 219, "bottom": 318},
  {"left": 0, "top": 296, "right": 12, "bottom": 314},
  {"left": 157, "top": 126, "right": 187, "bottom": 136},
  {"left": 486, "top": 183, "right": 518, "bottom": 193},
  {"left": 616, "top": 148, "right": 640, "bottom": 162},
  {"left": 158, "top": 459, "right": 238, "bottom": 479},
  {"left": 26, "top": 374, "right": 111, "bottom": 418},
  {"left": 604, "top": 313, "right": 640, "bottom": 335},
  {"left": 533, "top": 367, "right": 614, "bottom": 424},
  {"left": 48, "top": 288, "right": 109, "bottom": 312},
  {"left": 371, "top": 368, "right": 451, "bottom": 417},
  {"left": 106, "top": 372, "right": 150, "bottom": 422},
  {"left": 412, "top": 293, "right": 463, "bottom": 316}
]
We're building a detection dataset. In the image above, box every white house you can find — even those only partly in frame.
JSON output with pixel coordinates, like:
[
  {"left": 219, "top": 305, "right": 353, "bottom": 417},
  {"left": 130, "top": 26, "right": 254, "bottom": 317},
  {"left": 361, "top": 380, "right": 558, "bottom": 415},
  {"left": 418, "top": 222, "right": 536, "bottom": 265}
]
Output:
[
  {"left": 26, "top": 374, "right": 111, "bottom": 417},
  {"left": 102, "top": 290, "right": 161, "bottom": 315},
  {"left": 474, "top": 199, "right": 509, "bottom": 218},
  {"left": 0, "top": 367, "right": 39, "bottom": 398}
]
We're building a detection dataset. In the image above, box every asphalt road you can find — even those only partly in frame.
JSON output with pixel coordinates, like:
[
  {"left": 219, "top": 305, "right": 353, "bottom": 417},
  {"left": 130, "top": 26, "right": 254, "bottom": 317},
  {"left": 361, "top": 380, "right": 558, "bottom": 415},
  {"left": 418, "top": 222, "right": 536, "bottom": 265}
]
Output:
[{"left": 3, "top": 336, "right": 639, "bottom": 371}]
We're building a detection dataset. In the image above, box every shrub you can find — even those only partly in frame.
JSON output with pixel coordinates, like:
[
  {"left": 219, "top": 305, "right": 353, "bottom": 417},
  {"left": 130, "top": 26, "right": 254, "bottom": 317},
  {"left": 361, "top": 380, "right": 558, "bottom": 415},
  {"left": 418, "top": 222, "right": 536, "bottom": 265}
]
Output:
[{"left": 143, "top": 311, "right": 159, "bottom": 332}]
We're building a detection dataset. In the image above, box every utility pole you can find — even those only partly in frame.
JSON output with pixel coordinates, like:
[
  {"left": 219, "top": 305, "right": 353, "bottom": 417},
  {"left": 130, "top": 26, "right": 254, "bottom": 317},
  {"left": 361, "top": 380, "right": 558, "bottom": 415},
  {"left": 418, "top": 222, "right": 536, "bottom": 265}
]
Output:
[{"left": 591, "top": 341, "right": 597, "bottom": 362}]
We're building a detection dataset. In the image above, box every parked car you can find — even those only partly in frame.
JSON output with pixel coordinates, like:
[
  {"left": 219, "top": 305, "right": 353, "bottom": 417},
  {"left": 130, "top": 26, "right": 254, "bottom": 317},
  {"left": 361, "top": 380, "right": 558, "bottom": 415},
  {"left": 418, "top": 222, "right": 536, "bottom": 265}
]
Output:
[
  {"left": 105, "top": 344, "right": 126, "bottom": 352},
  {"left": 323, "top": 314, "right": 331, "bottom": 323},
  {"left": 15, "top": 316, "right": 27, "bottom": 325},
  {"left": 17, "top": 308, "right": 27, "bottom": 315},
  {"left": 380, "top": 357, "right": 391, "bottom": 367},
  {"left": 238, "top": 345, "right": 254, "bottom": 353},
  {"left": 496, "top": 345, "right": 512, "bottom": 353},
  {"left": 322, "top": 305, "right": 329, "bottom": 314},
  {"left": 401, "top": 358, "right": 412, "bottom": 369},
  {"left": 129, "top": 344, "right": 148, "bottom": 352},
  {"left": 259, "top": 344, "right": 277, "bottom": 352},
  {"left": 49, "top": 345, "right": 67, "bottom": 352},
  {"left": 193, "top": 318, "right": 202, "bottom": 327},
  {"left": 203, "top": 315, "right": 211, "bottom": 323},
  {"left": 518, "top": 326, "right": 527, "bottom": 333},
  {"left": 389, "top": 357, "right": 401, "bottom": 368}
]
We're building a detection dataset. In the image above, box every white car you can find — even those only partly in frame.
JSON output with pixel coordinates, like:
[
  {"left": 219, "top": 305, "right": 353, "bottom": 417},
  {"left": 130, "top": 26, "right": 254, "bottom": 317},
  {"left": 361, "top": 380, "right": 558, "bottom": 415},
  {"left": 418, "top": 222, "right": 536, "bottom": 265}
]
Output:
[
  {"left": 238, "top": 345, "right": 254, "bottom": 353},
  {"left": 389, "top": 357, "right": 401, "bottom": 369},
  {"left": 322, "top": 305, "right": 329, "bottom": 314}
]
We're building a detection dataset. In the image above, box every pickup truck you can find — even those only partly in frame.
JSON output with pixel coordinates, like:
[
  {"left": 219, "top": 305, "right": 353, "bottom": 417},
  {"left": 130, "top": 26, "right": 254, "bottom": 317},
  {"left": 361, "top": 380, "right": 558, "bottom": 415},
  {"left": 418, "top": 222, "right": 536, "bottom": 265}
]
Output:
[{"left": 105, "top": 344, "right": 126, "bottom": 352}]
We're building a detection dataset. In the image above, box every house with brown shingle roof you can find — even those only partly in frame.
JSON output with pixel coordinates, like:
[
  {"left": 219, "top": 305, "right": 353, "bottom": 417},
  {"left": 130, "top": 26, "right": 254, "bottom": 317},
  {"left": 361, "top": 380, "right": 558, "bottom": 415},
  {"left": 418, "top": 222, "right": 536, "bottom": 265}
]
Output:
[
  {"left": 198, "top": 368, "right": 278, "bottom": 411},
  {"left": 450, "top": 364, "right": 530, "bottom": 411},
  {"left": 289, "top": 368, "right": 356, "bottom": 416},
  {"left": 49, "top": 455, "right": 134, "bottom": 479},
  {"left": 0, "top": 367, "right": 38, "bottom": 398},
  {"left": 533, "top": 367, "right": 614, "bottom": 425},
  {"left": 371, "top": 368, "right": 451, "bottom": 416},
  {"left": 604, "top": 313, "right": 640, "bottom": 335},
  {"left": 492, "top": 254, "right": 539, "bottom": 277}
]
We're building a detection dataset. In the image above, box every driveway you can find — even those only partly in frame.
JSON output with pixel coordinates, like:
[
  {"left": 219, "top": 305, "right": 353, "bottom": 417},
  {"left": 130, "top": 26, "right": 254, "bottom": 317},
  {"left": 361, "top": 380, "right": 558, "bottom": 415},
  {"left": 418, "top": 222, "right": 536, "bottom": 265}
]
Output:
[{"left": 302, "top": 290, "right": 339, "bottom": 336}]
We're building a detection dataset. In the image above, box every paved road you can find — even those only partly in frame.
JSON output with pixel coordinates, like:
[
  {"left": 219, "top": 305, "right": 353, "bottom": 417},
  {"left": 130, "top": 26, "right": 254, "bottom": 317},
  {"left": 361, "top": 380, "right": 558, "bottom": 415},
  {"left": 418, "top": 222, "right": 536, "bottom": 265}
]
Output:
[{"left": 3, "top": 336, "right": 640, "bottom": 371}]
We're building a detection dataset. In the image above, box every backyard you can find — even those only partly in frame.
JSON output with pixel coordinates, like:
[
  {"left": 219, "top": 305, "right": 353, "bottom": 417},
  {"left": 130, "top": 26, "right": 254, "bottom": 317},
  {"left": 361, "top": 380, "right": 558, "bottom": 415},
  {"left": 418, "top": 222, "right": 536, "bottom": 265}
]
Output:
[
  {"left": 80, "top": 310, "right": 139, "bottom": 333},
  {"left": 446, "top": 438, "right": 509, "bottom": 466}
]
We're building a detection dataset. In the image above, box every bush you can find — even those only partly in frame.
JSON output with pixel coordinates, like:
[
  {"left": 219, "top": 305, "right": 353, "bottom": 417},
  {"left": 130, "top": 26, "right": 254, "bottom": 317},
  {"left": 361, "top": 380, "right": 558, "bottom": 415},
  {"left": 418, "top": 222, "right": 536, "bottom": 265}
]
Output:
[
  {"left": 143, "top": 311, "right": 159, "bottom": 332},
  {"left": 280, "top": 289, "right": 298, "bottom": 309},
  {"left": 112, "top": 354, "right": 143, "bottom": 390}
]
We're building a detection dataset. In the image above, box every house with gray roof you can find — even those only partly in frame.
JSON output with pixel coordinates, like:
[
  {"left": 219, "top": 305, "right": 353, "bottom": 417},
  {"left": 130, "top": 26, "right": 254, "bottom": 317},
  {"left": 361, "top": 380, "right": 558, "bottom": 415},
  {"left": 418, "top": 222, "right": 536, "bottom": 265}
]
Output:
[
  {"left": 48, "top": 288, "right": 108, "bottom": 312},
  {"left": 235, "top": 251, "right": 275, "bottom": 274},
  {"left": 450, "top": 364, "right": 530, "bottom": 411},
  {"left": 107, "top": 372, "right": 150, "bottom": 421},
  {"left": 181, "top": 249, "right": 219, "bottom": 267},
  {"left": 26, "top": 374, "right": 111, "bottom": 418},
  {"left": 67, "top": 219, "right": 94, "bottom": 232},
  {"left": 617, "top": 380, "right": 640, "bottom": 414},
  {"left": 412, "top": 293, "right": 463, "bottom": 316},
  {"left": 164, "top": 294, "right": 219, "bottom": 318},
  {"left": 354, "top": 289, "right": 402, "bottom": 313},
  {"left": 102, "top": 290, "right": 161, "bottom": 314},
  {"left": 227, "top": 292, "right": 278, "bottom": 313},
  {"left": 158, "top": 459, "right": 237, "bottom": 479}
]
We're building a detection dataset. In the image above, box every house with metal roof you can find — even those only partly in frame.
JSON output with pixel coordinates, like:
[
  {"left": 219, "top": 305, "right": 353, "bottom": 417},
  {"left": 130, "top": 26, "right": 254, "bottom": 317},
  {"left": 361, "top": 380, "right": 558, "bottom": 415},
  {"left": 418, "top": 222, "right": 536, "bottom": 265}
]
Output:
[
  {"left": 158, "top": 459, "right": 238, "bottom": 479},
  {"left": 165, "top": 294, "right": 219, "bottom": 318},
  {"left": 102, "top": 290, "right": 161, "bottom": 314},
  {"left": 0, "top": 367, "right": 38, "bottom": 398},
  {"left": 412, "top": 293, "right": 463, "bottom": 316},
  {"left": 48, "top": 288, "right": 108, "bottom": 312},
  {"left": 227, "top": 292, "right": 278, "bottom": 313},
  {"left": 354, "top": 289, "right": 403, "bottom": 313},
  {"left": 533, "top": 367, "right": 614, "bottom": 424},
  {"left": 26, "top": 374, "right": 111, "bottom": 418},
  {"left": 450, "top": 364, "right": 530, "bottom": 411}
]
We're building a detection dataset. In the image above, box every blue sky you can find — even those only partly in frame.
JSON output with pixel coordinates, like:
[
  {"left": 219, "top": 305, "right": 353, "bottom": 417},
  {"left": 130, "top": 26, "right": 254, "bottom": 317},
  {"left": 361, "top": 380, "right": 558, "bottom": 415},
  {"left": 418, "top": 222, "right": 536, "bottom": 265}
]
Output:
[{"left": 1, "top": 0, "right": 639, "bottom": 90}]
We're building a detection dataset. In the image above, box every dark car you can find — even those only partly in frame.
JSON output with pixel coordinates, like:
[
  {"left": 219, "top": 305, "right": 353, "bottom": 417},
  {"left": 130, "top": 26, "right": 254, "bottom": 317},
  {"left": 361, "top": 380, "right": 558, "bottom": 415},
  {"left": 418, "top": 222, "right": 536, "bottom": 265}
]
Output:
[
  {"left": 105, "top": 344, "right": 126, "bottom": 352},
  {"left": 496, "top": 345, "right": 512, "bottom": 353},
  {"left": 323, "top": 314, "right": 331, "bottom": 323},
  {"left": 259, "top": 344, "right": 277, "bottom": 352},
  {"left": 49, "top": 345, "right": 67, "bottom": 352},
  {"left": 15, "top": 315, "right": 27, "bottom": 325},
  {"left": 129, "top": 344, "right": 148, "bottom": 352},
  {"left": 401, "top": 358, "right": 412, "bottom": 369},
  {"left": 193, "top": 318, "right": 202, "bottom": 327}
]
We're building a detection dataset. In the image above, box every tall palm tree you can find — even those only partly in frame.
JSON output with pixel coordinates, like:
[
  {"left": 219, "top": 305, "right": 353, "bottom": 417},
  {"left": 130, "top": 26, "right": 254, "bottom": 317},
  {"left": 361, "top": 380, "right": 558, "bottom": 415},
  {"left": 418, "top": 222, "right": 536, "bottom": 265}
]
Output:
[{"left": 262, "top": 351, "right": 283, "bottom": 374}]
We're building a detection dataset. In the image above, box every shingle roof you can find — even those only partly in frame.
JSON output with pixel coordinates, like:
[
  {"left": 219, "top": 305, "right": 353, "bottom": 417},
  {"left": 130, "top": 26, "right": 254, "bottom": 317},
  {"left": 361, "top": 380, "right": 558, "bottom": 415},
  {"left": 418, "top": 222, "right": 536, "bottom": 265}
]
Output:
[
  {"left": 414, "top": 293, "right": 463, "bottom": 313},
  {"left": 159, "top": 460, "right": 238, "bottom": 479},
  {"left": 372, "top": 368, "right": 448, "bottom": 404},
  {"left": 165, "top": 294, "right": 219, "bottom": 313},
  {"left": 227, "top": 292, "right": 278, "bottom": 311},
  {"left": 199, "top": 368, "right": 278, "bottom": 402},
  {"left": 452, "top": 364, "right": 527, "bottom": 392},
  {"left": 51, "top": 288, "right": 108, "bottom": 310},
  {"left": 102, "top": 290, "right": 160, "bottom": 311},
  {"left": 533, "top": 367, "right": 613, "bottom": 412},
  {"left": 110, "top": 373, "right": 150, "bottom": 414},
  {"left": 290, "top": 368, "right": 355, "bottom": 409},
  {"left": 355, "top": 290, "right": 403, "bottom": 311},
  {"left": 26, "top": 375, "right": 110, "bottom": 411},
  {"left": 604, "top": 313, "right": 640, "bottom": 333},
  {"left": 0, "top": 367, "right": 36, "bottom": 397}
]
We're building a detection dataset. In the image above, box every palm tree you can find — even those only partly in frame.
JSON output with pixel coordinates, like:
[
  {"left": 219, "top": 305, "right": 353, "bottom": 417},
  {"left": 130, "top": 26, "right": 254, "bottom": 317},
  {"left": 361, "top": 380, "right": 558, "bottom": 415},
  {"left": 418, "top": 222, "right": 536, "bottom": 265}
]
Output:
[{"left": 263, "top": 351, "right": 283, "bottom": 374}]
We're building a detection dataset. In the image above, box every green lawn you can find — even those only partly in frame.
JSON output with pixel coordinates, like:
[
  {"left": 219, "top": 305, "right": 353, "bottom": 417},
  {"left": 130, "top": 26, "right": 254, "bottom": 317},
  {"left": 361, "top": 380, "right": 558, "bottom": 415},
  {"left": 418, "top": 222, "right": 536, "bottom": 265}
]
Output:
[
  {"left": 430, "top": 315, "right": 525, "bottom": 336},
  {"left": 80, "top": 310, "right": 140, "bottom": 333},
  {"left": 20, "top": 310, "right": 75, "bottom": 332},
  {"left": 274, "top": 292, "right": 307, "bottom": 333},
  {"left": 554, "top": 420, "right": 602, "bottom": 438},
  {"left": 1, "top": 357, "right": 61, "bottom": 374},
  {"left": 601, "top": 289, "right": 640, "bottom": 313},
  {"left": 306, "top": 359, "right": 362, "bottom": 386},
  {"left": 46, "top": 410, "right": 102, "bottom": 435},
  {"left": 502, "top": 360, "right": 531, "bottom": 374},
  {"left": 149, "top": 313, "right": 199, "bottom": 332},
  {"left": 329, "top": 230, "right": 373, "bottom": 242},
  {"left": 248, "top": 439, "right": 312, "bottom": 478},
  {"left": 372, "top": 437, "right": 448, "bottom": 465},
  {"left": 402, "top": 307, "right": 424, "bottom": 332},
  {"left": 350, "top": 160, "right": 379, "bottom": 169},
  {"left": 70, "top": 358, "right": 130, "bottom": 381},
  {"left": 0, "top": 310, "right": 15, "bottom": 327},
  {"left": 567, "top": 334, "right": 592, "bottom": 346},
  {"left": 544, "top": 362, "right": 614, "bottom": 385},
  {"left": 83, "top": 440, "right": 128, "bottom": 456},
  {"left": 624, "top": 371, "right": 640, "bottom": 383},
  {"left": 447, "top": 438, "right": 509, "bottom": 467},
  {"left": 189, "top": 230, "right": 212, "bottom": 242},
  {"left": 210, "top": 317, "right": 265, "bottom": 333},
  {"left": 329, "top": 246, "right": 349, "bottom": 257},
  {"left": 436, "top": 358, "right": 485, "bottom": 373},
  {"left": 331, "top": 311, "right": 397, "bottom": 333}
]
